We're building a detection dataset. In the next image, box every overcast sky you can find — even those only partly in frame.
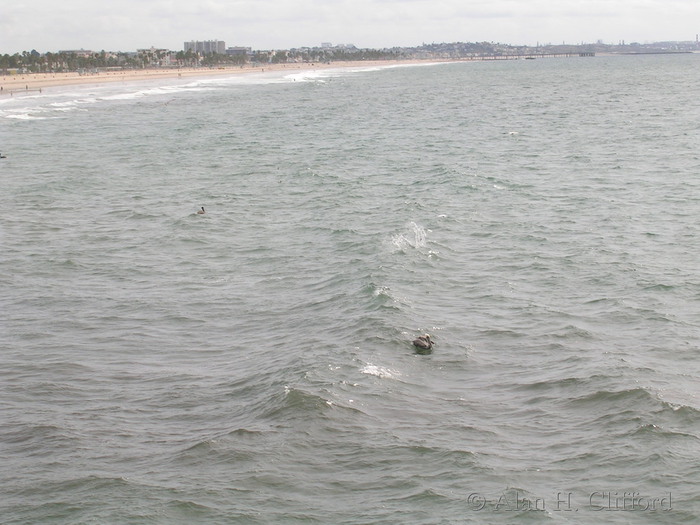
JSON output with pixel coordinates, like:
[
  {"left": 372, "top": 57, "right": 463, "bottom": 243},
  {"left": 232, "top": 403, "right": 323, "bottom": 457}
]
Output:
[{"left": 2, "top": 0, "right": 698, "bottom": 54}]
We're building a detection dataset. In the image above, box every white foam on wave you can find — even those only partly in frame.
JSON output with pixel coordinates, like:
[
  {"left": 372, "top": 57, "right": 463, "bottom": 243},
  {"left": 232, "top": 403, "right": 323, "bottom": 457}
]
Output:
[
  {"left": 369, "top": 282, "right": 412, "bottom": 307},
  {"left": 372, "top": 284, "right": 392, "bottom": 298},
  {"left": 1, "top": 81, "right": 214, "bottom": 121},
  {"left": 193, "top": 68, "right": 336, "bottom": 87},
  {"left": 51, "top": 106, "right": 85, "bottom": 113},
  {"left": 391, "top": 221, "right": 429, "bottom": 251},
  {"left": 5, "top": 112, "right": 61, "bottom": 120},
  {"left": 99, "top": 84, "right": 204, "bottom": 101},
  {"left": 49, "top": 100, "right": 78, "bottom": 108},
  {"left": 2, "top": 103, "right": 88, "bottom": 120},
  {"left": 283, "top": 71, "right": 329, "bottom": 83},
  {"left": 361, "top": 364, "right": 401, "bottom": 379},
  {"left": 5, "top": 113, "right": 39, "bottom": 120},
  {"left": 1, "top": 88, "right": 102, "bottom": 120},
  {"left": 47, "top": 96, "right": 99, "bottom": 108},
  {"left": 279, "top": 63, "right": 440, "bottom": 84}
]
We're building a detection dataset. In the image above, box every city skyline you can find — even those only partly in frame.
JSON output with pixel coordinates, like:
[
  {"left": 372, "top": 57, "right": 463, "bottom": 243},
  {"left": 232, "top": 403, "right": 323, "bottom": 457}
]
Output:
[{"left": 2, "top": 0, "right": 699, "bottom": 55}]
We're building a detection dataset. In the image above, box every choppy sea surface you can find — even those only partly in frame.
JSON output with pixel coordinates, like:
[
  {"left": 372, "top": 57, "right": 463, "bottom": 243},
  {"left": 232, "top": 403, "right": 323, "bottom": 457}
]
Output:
[{"left": 2, "top": 54, "right": 699, "bottom": 524}]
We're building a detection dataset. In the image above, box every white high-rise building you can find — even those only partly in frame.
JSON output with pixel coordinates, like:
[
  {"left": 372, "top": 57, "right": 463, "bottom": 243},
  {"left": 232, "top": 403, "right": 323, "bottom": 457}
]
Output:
[{"left": 184, "top": 40, "right": 226, "bottom": 54}]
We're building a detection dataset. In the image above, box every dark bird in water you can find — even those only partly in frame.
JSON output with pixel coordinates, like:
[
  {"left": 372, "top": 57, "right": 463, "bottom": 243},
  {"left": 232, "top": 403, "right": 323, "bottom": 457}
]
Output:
[
  {"left": 197, "top": 206, "right": 205, "bottom": 214},
  {"left": 0, "top": 153, "right": 6, "bottom": 159},
  {"left": 413, "top": 334, "right": 433, "bottom": 351}
]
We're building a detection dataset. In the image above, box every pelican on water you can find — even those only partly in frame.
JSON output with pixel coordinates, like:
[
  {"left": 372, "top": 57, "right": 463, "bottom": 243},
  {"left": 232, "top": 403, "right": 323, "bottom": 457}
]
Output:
[{"left": 412, "top": 334, "right": 433, "bottom": 351}]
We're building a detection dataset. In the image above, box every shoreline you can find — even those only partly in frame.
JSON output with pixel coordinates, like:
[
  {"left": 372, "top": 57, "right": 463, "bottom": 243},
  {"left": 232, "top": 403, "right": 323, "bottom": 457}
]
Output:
[{"left": 0, "top": 60, "right": 449, "bottom": 93}]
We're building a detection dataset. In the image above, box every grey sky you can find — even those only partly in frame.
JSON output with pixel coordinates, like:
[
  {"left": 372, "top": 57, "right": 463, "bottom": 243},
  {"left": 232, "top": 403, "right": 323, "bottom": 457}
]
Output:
[{"left": 2, "top": 0, "right": 698, "bottom": 54}]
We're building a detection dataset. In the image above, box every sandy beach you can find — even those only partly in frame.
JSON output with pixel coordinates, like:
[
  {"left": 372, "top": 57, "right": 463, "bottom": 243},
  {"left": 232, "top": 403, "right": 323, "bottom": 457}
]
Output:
[{"left": 0, "top": 60, "right": 440, "bottom": 94}]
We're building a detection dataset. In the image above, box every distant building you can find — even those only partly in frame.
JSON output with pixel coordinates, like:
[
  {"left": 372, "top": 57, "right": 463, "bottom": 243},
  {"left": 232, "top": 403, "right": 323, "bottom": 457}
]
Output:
[
  {"left": 226, "top": 47, "right": 252, "bottom": 57},
  {"left": 319, "top": 43, "right": 355, "bottom": 50},
  {"left": 59, "top": 49, "right": 94, "bottom": 57},
  {"left": 184, "top": 40, "right": 226, "bottom": 54}
]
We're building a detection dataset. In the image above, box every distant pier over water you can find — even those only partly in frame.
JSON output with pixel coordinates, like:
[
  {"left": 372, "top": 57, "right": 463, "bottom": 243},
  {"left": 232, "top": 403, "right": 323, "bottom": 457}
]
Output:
[{"left": 474, "top": 52, "right": 595, "bottom": 60}]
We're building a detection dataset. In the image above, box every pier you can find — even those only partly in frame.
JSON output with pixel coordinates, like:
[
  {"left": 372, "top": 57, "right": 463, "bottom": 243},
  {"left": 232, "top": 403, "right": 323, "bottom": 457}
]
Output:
[{"left": 471, "top": 52, "right": 595, "bottom": 60}]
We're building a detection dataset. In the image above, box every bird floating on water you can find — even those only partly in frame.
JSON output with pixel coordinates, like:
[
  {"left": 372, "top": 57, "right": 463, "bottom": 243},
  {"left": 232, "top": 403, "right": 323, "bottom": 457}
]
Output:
[
  {"left": 197, "top": 206, "right": 205, "bottom": 214},
  {"left": 413, "top": 334, "right": 433, "bottom": 352}
]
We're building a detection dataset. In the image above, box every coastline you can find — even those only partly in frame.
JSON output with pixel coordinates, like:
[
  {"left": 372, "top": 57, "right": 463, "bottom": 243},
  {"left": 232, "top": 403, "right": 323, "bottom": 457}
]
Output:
[{"left": 0, "top": 60, "right": 446, "bottom": 93}]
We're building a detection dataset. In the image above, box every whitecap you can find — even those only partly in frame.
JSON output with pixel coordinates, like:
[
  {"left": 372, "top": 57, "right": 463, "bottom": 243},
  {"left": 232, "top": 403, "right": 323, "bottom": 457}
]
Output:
[
  {"left": 5, "top": 113, "right": 51, "bottom": 120},
  {"left": 361, "top": 364, "right": 401, "bottom": 379},
  {"left": 390, "top": 221, "right": 430, "bottom": 252},
  {"left": 283, "top": 71, "right": 329, "bottom": 83},
  {"left": 49, "top": 101, "right": 78, "bottom": 108}
]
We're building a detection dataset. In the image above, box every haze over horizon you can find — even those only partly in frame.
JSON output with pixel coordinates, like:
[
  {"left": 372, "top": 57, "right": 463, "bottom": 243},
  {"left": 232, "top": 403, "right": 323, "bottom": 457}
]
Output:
[{"left": 1, "top": 0, "right": 698, "bottom": 54}]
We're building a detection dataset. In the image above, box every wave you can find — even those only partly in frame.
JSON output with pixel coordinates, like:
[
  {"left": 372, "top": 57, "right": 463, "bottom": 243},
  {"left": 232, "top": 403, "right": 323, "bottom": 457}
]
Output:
[
  {"left": 629, "top": 422, "right": 700, "bottom": 442},
  {"left": 261, "top": 384, "right": 364, "bottom": 422},
  {"left": 568, "top": 386, "right": 660, "bottom": 408},
  {"left": 5, "top": 112, "right": 62, "bottom": 120},
  {"left": 97, "top": 83, "right": 216, "bottom": 101},
  {"left": 0, "top": 81, "right": 211, "bottom": 121},
  {"left": 361, "top": 363, "right": 402, "bottom": 380},
  {"left": 389, "top": 221, "right": 438, "bottom": 258},
  {"left": 283, "top": 70, "right": 332, "bottom": 83},
  {"left": 364, "top": 281, "right": 408, "bottom": 311},
  {"left": 553, "top": 385, "right": 700, "bottom": 444},
  {"left": 3, "top": 474, "right": 227, "bottom": 524},
  {"left": 175, "top": 428, "right": 272, "bottom": 467}
]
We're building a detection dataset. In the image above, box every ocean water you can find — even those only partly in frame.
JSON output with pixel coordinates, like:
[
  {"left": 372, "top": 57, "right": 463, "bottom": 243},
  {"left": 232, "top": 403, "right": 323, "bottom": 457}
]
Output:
[{"left": 1, "top": 55, "right": 699, "bottom": 524}]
